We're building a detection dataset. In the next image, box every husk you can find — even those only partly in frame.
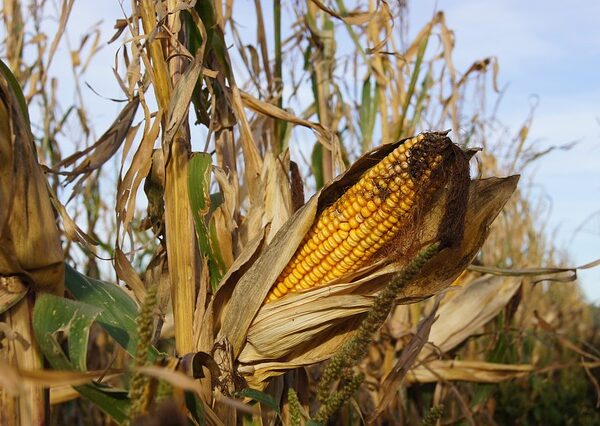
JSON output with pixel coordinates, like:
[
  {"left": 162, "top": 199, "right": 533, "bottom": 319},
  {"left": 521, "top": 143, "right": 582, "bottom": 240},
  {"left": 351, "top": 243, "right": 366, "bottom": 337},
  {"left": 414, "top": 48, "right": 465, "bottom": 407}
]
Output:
[
  {"left": 419, "top": 274, "right": 522, "bottom": 358},
  {"left": 207, "top": 133, "right": 518, "bottom": 388},
  {"left": 238, "top": 176, "right": 518, "bottom": 387},
  {"left": 214, "top": 135, "right": 419, "bottom": 357},
  {"left": 0, "top": 65, "right": 64, "bottom": 295}
]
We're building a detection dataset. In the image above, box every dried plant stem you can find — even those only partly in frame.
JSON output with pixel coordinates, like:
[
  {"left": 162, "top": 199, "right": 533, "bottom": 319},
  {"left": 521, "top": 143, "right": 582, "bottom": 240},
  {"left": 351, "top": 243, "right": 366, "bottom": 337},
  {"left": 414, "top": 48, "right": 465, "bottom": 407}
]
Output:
[
  {"left": 163, "top": 139, "right": 198, "bottom": 355},
  {"left": 0, "top": 291, "right": 45, "bottom": 426},
  {"left": 159, "top": 1, "right": 199, "bottom": 356},
  {"left": 273, "top": 0, "right": 284, "bottom": 153},
  {"left": 3, "top": 0, "right": 24, "bottom": 76}
]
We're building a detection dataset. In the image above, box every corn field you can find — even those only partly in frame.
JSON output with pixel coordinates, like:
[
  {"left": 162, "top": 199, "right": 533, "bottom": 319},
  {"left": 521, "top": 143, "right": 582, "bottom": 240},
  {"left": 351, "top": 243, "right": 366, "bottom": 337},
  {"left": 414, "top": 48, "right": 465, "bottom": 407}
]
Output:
[{"left": 0, "top": 1, "right": 598, "bottom": 425}]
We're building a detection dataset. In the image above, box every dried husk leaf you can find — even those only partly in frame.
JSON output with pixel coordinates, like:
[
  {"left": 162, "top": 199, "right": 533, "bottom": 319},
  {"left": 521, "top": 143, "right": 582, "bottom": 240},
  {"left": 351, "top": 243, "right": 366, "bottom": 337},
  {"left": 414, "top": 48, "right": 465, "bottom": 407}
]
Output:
[
  {"left": 0, "top": 294, "right": 45, "bottom": 426},
  {"left": 238, "top": 175, "right": 518, "bottom": 387},
  {"left": 216, "top": 194, "right": 318, "bottom": 357},
  {"left": 419, "top": 274, "right": 522, "bottom": 358},
  {"left": 214, "top": 136, "right": 416, "bottom": 357},
  {"left": 196, "top": 225, "right": 269, "bottom": 353},
  {"left": 237, "top": 150, "right": 293, "bottom": 250},
  {"left": 0, "top": 69, "right": 64, "bottom": 294},
  {"left": 208, "top": 133, "right": 518, "bottom": 389},
  {"left": 261, "top": 151, "right": 292, "bottom": 244},
  {"left": 405, "top": 360, "right": 533, "bottom": 383}
]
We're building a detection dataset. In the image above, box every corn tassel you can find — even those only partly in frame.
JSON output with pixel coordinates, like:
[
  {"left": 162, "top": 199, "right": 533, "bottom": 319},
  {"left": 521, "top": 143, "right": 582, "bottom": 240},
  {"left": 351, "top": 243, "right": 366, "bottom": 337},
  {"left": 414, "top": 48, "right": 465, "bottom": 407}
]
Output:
[{"left": 266, "top": 133, "right": 448, "bottom": 302}]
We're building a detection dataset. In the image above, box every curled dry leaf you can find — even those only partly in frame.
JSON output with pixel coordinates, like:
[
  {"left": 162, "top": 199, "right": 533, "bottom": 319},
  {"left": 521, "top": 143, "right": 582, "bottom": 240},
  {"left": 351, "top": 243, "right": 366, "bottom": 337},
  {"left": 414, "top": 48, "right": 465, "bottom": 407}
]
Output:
[
  {"left": 0, "top": 66, "right": 64, "bottom": 295},
  {"left": 405, "top": 360, "right": 534, "bottom": 384},
  {"left": 53, "top": 97, "right": 139, "bottom": 193},
  {"left": 420, "top": 274, "right": 522, "bottom": 358},
  {"left": 0, "top": 361, "right": 122, "bottom": 394},
  {"left": 205, "top": 132, "right": 518, "bottom": 388}
]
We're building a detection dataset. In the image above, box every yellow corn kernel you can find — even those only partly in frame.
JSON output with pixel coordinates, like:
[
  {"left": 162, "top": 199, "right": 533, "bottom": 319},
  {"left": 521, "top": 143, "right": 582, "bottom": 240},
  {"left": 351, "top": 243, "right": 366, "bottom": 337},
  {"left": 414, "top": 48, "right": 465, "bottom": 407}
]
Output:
[{"left": 265, "top": 133, "right": 447, "bottom": 302}]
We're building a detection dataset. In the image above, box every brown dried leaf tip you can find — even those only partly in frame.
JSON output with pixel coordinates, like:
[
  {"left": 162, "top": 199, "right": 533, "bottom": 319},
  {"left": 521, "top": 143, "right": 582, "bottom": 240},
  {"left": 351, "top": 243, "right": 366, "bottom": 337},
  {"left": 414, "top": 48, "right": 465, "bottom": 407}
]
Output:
[{"left": 266, "top": 132, "right": 461, "bottom": 302}]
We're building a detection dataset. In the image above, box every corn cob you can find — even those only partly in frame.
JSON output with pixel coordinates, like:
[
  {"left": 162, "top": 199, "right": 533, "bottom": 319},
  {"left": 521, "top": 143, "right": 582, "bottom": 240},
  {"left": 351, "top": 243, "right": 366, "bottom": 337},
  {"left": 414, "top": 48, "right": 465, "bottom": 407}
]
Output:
[{"left": 266, "top": 133, "right": 449, "bottom": 302}]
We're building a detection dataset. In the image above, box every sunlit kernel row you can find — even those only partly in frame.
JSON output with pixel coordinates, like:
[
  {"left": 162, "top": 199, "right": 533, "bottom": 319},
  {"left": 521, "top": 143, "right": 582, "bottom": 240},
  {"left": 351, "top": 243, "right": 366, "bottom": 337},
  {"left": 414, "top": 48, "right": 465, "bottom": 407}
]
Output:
[{"left": 266, "top": 134, "right": 444, "bottom": 302}]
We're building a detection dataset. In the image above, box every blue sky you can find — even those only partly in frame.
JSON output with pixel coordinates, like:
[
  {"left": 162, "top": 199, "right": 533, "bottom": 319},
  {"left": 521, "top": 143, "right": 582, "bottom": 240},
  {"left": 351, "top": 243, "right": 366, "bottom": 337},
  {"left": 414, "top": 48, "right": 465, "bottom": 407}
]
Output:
[
  {"left": 406, "top": 1, "right": 600, "bottom": 302},
  {"left": 7, "top": 1, "right": 599, "bottom": 302}
]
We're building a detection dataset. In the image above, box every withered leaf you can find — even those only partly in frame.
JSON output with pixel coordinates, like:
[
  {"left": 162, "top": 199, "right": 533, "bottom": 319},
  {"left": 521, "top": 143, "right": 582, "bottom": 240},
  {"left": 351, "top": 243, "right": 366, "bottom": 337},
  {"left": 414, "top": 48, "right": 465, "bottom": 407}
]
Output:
[{"left": 0, "top": 65, "right": 64, "bottom": 294}]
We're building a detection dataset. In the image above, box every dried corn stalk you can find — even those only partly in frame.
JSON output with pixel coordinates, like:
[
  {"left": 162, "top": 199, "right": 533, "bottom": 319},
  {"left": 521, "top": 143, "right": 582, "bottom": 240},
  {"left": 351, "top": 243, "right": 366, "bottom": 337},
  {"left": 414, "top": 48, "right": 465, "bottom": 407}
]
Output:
[
  {"left": 199, "top": 132, "right": 518, "bottom": 389},
  {"left": 0, "top": 64, "right": 64, "bottom": 426}
]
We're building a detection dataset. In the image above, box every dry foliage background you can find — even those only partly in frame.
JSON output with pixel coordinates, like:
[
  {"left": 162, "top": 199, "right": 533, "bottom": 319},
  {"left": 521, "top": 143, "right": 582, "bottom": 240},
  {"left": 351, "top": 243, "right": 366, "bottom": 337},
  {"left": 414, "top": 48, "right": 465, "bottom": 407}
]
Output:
[{"left": 0, "top": 1, "right": 599, "bottom": 425}]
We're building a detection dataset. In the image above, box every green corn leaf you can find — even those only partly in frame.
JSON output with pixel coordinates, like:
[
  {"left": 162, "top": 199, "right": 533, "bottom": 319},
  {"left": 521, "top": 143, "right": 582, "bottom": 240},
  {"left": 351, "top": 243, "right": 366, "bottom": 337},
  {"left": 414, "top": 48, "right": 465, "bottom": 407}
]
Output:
[
  {"left": 188, "top": 152, "right": 225, "bottom": 290},
  {"left": 32, "top": 293, "right": 130, "bottom": 422},
  {"left": 237, "top": 388, "right": 281, "bottom": 415},
  {"left": 311, "top": 142, "right": 324, "bottom": 190},
  {"left": 33, "top": 293, "right": 101, "bottom": 371},
  {"left": 65, "top": 264, "right": 159, "bottom": 360},
  {"left": 0, "top": 59, "right": 30, "bottom": 127},
  {"left": 359, "top": 75, "right": 379, "bottom": 152},
  {"left": 398, "top": 35, "right": 429, "bottom": 139}
]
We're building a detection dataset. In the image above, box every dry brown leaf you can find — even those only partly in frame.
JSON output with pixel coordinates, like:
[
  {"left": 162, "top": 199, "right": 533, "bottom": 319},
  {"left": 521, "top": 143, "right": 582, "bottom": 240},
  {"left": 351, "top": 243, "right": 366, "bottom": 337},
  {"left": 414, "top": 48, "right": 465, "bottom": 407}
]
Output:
[
  {"left": 164, "top": 39, "right": 206, "bottom": 144},
  {"left": 403, "top": 12, "right": 442, "bottom": 61},
  {"left": 228, "top": 84, "right": 263, "bottom": 204},
  {"left": 468, "top": 257, "right": 600, "bottom": 283},
  {"left": 53, "top": 97, "right": 139, "bottom": 186},
  {"left": 0, "top": 361, "right": 122, "bottom": 394},
  {"left": 240, "top": 90, "right": 333, "bottom": 150},
  {"left": 420, "top": 275, "right": 521, "bottom": 357},
  {"left": 48, "top": 188, "right": 98, "bottom": 249},
  {"left": 117, "top": 110, "right": 160, "bottom": 236},
  {"left": 406, "top": 360, "right": 534, "bottom": 383},
  {"left": 0, "top": 69, "right": 64, "bottom": 294},
  {"left": 115, "top": 249, "right": 146, "bottom": 304},
  {"left": 308, "top": 0, "right": 378, "bottom": 26}
]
